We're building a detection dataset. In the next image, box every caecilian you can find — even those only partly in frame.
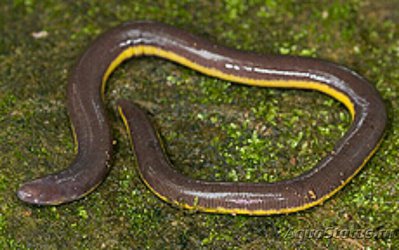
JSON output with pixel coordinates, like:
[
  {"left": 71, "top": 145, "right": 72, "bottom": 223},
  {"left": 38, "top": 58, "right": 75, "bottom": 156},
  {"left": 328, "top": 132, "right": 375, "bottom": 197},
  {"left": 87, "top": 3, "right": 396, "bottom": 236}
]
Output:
[{"left": 17, "top": 21, "right": 386, "bottom": 215}]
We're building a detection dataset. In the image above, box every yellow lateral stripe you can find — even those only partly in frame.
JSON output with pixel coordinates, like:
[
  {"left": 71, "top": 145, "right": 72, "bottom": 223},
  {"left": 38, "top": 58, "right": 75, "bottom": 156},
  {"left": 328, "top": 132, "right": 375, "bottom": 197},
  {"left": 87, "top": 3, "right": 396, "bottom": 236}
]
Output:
[
  {"left": 110, "top": 45, "right": 364, "bottom": 215},
  {"left": 102, "top": 45, "right": 355, "bottom": 119},
  {"left": 118, "top": 106, "right": 173, "bottom": 204},
  {"left": 118, "top": 113, "right": 382, "bottom": 215}
]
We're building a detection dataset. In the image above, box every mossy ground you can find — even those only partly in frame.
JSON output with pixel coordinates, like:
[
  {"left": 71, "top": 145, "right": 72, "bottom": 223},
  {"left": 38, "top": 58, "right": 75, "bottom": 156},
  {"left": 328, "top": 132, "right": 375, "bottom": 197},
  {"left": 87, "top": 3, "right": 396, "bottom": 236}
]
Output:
[{"left": 0, "top": 0, "right": 398, "bottom": 249}]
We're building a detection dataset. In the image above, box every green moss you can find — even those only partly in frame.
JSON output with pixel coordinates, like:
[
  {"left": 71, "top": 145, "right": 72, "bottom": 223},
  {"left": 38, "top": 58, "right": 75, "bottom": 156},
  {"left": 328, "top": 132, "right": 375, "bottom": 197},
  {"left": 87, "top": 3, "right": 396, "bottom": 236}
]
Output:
[{"left": 0, "top": 0, "right": 398, "bottom": 249}]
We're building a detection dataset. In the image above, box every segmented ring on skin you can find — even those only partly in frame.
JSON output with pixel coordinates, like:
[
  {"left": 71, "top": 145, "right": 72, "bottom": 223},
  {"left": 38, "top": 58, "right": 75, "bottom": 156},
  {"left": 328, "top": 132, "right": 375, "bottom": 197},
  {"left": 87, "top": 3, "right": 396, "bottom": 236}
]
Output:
[{"left": 17, "top": 21, "right": 387, "bottom": 215}]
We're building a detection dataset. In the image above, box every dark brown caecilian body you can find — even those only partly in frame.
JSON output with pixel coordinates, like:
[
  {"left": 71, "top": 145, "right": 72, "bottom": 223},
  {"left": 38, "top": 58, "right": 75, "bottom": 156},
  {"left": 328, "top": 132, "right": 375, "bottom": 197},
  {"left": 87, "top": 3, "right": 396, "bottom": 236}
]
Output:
[{"left": 18, "top": 21, "right": 386, "bottom": 215}]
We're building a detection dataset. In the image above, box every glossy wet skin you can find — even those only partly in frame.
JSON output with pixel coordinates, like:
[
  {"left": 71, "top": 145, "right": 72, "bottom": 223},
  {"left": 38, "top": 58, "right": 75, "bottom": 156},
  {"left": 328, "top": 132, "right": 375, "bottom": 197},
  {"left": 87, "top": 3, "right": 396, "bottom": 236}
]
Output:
[{"left": 18, "top": 21, "right": 386, "bottom": 215}]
